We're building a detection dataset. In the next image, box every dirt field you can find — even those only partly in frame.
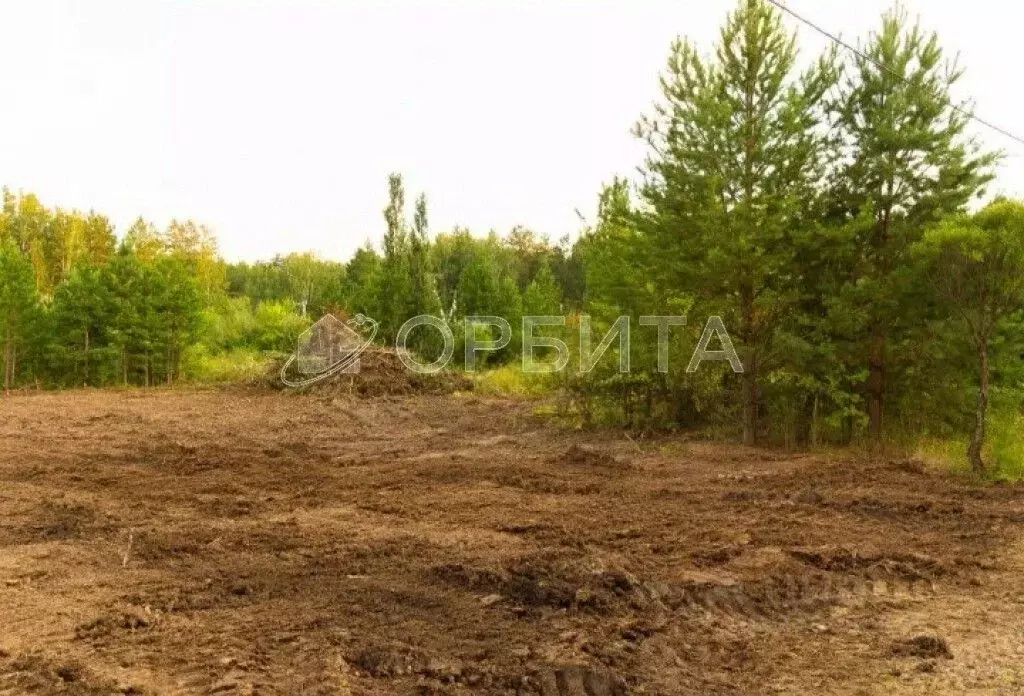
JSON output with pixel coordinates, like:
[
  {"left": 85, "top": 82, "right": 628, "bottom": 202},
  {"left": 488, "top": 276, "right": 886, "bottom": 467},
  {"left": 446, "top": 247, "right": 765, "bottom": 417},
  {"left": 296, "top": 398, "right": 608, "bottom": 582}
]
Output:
[{"left": 1, "top": 389, "right": 1023, "bottom": 695}]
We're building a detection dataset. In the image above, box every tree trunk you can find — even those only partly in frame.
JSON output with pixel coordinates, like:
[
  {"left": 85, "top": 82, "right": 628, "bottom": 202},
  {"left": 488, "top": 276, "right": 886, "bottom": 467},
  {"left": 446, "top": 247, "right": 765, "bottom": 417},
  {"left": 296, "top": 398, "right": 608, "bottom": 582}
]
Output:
[
  {"left": 2, "top": 324, "right": 12, "bottom": 390},
  {"left": 742, "top": 361, "right": 758, "bottom": 446},
  {"left": 867, "top": 326, "right": 885, "bottom": 446},
  {"left": 740, "top": 287, "right": 758, "bottom": 446},
  {"left": 172, "top": 344, "right": 182, "bottom": 384},
  {"left": 867, "top": 197, "right": 893, "bottom": 449},
  {"left": 810, "top": 393, "right": 820, "bottom": 449},
  {"left": 967, "top": 342, "right": 990, "bottom": 474},
  {"left": 83, "top": 327, "right": 90, "bottom": 387}
]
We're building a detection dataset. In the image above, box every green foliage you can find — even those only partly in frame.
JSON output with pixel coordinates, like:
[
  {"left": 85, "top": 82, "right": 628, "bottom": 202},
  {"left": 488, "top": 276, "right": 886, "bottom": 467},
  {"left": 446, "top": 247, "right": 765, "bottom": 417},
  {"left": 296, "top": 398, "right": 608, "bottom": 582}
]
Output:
[
  {"left": 181, "top": 346, "right": 272, "bottom": 384},
  {"left": 48, "top": 264, "right": 111, "bottom": 386},
  {"left": 913, "top": 199, "right": 1024, "bottom": 472},
  {"left": 633, "top": 0, "right": 838, "bottom": 444},
  {"left": 522, "top": 262, "right": 562, "bottom": 316},
  {"left": 559, "top": 0, "right": 1009, "bottom": 456},
  {"left": 251, "top": 302, "right": 311, "bottom": 352},
  {"left": 473, "top": 364, "right": 552, "bottom": 397},
  {"left": 986, "top": 403, "right": 1024, "bottom": 482},
  {"left": 917, "top": 395, "right": 1024, "bottom": 483},
  {"left": 827, "top": 8, "right": 997, "bottom": 443},
  {"left": 342, "top": 244, "right": 383, "bottom": 317},
  {"left": 377, "top": 173, "right": 414, "bottom": 342},
  {"left": 0, "top": 177, "right": 576, "bottom": 391},
  {"left": 228, "top": 253, "right": 345, "bottom": 319},
  {"left": 2, "top": 0, "right": 1024, "bottom": 479},
  {"left": 46, "top": 250, "right": 202, "bottom": 387},
  {"left": 195, "top": 296, "right": 310, "bottom": 354},
  {"left": 0, "top": 190, "right": 116, "bottom": 297},
  {"left": 0, "top": 241, "right": 40, "bottom": 388}
]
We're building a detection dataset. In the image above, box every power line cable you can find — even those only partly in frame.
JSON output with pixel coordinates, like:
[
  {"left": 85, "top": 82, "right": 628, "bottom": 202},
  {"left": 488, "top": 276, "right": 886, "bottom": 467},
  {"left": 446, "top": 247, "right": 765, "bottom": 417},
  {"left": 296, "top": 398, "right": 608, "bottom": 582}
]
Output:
[{"left": 764, "top": 0, "right": 1024, "bottom": 149}]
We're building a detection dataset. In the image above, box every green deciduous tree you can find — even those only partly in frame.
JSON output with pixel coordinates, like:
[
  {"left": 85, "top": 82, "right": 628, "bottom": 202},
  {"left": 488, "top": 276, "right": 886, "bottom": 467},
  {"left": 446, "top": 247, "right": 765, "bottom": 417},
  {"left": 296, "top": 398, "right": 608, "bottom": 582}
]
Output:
[
  {"left": 915, "top": 199, "right": 1024, "bottom": 473},
  {"left": 123, "top": 217, "right": 165, "bottom": 262},
  {"left": 378, "top": 173, "right": 413, "bottom": 341},
  {"left": 343, "top": 244, "right": 383, "bottom": 318},
  {"left": 522, "top": 261, "right": 562, "bottom": 316}
]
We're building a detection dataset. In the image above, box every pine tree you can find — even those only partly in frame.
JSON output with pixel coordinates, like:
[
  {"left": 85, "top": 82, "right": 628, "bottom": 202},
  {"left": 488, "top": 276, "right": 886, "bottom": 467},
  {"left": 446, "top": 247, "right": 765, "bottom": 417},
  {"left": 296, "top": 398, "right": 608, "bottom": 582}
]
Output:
[
  {"left": 104, "top": 248, "right": 148, "bottom": 385},
  {"left": 50, "top": 264, "right": 112, "bottom": 386},
  {"left": 151, "top": 257, "right": 202, "bottom": 384},
  {"left": 0, "top": 243, "right": 39, "bottom": 389},
  {"left": 582, "top": 178, "right": 657, "bottom": 321},
  {"left": 833, "top": 8, "right": 996, "bottom": 443},
  {"left": 636, "top": 0, "right": 837, "bottom": 444}
]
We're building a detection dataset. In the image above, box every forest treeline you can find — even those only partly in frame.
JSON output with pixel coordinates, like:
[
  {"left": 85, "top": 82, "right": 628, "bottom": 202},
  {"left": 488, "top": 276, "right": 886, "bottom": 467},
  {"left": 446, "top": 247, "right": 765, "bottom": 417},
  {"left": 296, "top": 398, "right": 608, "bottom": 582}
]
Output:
[
  {"left": 0, "top": 181, "right": 582, "bottom": 390},
  {"left": 3, "top": 0, "right": 1024, "bottom": 475}
]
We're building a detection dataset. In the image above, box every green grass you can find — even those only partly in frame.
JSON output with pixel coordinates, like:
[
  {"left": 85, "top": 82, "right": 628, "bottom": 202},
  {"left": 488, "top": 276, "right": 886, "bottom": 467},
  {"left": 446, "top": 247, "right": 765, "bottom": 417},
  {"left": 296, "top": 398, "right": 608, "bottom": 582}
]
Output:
[
  {"left": 915, "top": 407, "right": 1024, "bottom": 483},
  {"left": 915, "top": 435, "right": 972, "bottom": 476},
  {"left": 472, "top": 365, "right": 552, "bottom": 397},
  {"left": 181, "top": 347, "right": 273, "bottom": 385},
  {"left": 987, "top": 409, "right": 1024, "bottom": 482}
]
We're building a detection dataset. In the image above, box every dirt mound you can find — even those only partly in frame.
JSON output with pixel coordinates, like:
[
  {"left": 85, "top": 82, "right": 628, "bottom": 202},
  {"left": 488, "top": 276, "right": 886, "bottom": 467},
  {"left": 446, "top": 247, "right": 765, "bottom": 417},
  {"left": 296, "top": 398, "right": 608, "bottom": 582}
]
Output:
[
  {"left": 890, "top": 635, "right": 953, "bottom": 659},
  {"left": 556, "top": 444, "right": 633, "bottom": 472},
  {"left": 433, "top": 552, "right": 659, "bottom": 615},
  {"left": 524, "top": 665, "right": 628, "bottom": 696},
  {"left": 0, "top": 653, "right": 115, "bottom": 695},
  {"left": 348, "top": 640, "right": 433, "bottom": 678},
  {"left": 274, "top": 347, "right": 473, "bottom": 397},
  {"left": 789, "top": 547, "right": 946, "bottom": 581}
]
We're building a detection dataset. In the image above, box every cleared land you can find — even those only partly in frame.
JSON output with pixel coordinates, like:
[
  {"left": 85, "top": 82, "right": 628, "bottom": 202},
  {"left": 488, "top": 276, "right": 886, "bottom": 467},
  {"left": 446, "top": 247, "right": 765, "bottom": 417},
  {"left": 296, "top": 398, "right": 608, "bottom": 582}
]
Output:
[{"left": 0, "top": 390, "right": 1023, "bottom": 695}]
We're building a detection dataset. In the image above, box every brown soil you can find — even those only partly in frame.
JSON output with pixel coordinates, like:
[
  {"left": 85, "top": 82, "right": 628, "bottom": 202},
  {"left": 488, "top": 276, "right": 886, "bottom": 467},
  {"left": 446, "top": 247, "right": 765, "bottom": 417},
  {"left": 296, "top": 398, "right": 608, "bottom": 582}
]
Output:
[{"left": 1, "top": 389, "right": 1023, "bottom": 694}]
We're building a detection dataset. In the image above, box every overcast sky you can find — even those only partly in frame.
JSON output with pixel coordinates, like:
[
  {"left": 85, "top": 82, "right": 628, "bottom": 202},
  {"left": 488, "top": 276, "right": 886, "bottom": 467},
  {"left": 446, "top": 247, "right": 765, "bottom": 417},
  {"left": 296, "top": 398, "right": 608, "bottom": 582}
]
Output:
[{"left": 1, "top": 1, "right": 1022, "bottom": 262}]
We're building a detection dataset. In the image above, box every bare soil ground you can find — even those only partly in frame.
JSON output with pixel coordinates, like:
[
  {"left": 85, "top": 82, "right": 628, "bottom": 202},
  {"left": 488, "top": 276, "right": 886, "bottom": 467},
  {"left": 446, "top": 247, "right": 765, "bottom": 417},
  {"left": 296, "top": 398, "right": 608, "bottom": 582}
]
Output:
[{"left": 1, "top": 389, "right": 1023, "bottom": 695}]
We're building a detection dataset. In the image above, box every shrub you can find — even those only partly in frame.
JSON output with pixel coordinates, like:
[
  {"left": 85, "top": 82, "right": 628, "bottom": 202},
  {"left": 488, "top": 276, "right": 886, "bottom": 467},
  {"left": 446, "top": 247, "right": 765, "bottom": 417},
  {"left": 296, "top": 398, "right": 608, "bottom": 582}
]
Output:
[
  {"left": 181, "top": 346, "right": 273, "bottom": 384},
  {"left": 473, "top": 365, "right": 552, "bottom": 397}
]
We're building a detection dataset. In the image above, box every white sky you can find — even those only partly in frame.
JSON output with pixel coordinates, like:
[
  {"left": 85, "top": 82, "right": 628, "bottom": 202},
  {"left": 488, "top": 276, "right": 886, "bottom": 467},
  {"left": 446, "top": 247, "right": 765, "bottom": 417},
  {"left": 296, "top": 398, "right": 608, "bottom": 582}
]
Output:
[{"left": 1, "top": 0, "right": 1022, "bottom": 262}]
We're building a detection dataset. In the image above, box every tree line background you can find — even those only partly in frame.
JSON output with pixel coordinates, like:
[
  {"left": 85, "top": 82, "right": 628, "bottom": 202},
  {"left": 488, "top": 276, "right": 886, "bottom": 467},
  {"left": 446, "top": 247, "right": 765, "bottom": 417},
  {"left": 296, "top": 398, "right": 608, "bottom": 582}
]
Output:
[
  {"left": 0, "top": 179, "right": 582, "bottom": 390},
  {"left": 3, "top": 0, "right": 1024, "bottom": 477}
]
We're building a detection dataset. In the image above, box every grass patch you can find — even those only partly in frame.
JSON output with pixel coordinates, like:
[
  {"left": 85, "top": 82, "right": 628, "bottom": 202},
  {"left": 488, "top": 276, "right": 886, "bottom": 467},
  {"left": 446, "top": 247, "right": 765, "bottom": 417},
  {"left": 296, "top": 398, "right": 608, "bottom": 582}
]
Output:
[
  {"left": 181, "top": 347, "right": 273, "bottom": 385},
  {"left": 987, "top": 409, "right": 1024, "bottom": 482},
  {"left": 472, "top": 365, "right": 552, "bottom": 397},
  {"left": 915, "top": 436, "right": 971, "bottom": 476},
  {"left": 915, "top": 407, "right": 1024, "bottom": 483}
]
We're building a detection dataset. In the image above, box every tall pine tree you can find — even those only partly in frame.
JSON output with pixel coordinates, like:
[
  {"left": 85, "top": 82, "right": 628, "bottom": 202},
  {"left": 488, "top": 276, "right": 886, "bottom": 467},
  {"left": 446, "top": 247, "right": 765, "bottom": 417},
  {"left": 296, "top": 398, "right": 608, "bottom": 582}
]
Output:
[
  {"left": 636, "top": 0, "right": 837, "bottom": 444},
  {"left": 832, "top": 9, "right": 996, "bottom": 443}
]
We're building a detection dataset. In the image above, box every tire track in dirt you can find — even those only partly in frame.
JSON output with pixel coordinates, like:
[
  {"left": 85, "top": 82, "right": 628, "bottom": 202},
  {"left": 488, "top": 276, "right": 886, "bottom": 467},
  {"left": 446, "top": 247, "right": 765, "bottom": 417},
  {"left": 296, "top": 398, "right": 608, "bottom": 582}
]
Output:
[{"left": 1, "top": 391, "right": 1023, "bottom": 694}]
